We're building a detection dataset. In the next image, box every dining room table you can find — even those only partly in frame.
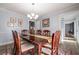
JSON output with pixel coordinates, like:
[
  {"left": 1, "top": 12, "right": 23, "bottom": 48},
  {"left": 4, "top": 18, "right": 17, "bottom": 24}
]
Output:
[{"left": 21, "top": 33, "right": 52, "bottom": 55}]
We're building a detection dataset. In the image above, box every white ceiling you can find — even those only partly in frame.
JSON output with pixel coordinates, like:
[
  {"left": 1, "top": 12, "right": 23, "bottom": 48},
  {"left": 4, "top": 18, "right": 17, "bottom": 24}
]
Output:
[{"left": 0, "top": 3, "right": 78, "bottom": 16}]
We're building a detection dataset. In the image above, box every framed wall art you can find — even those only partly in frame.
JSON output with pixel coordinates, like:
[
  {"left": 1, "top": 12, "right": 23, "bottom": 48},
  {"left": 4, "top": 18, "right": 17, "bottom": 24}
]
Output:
[
  {"left": 42, "top": 18, "right": 49, "bottom": 27},
  {"left": 7, "top": 17, "right": 16, "bottom": 27},
  {"left": 18, "top": 17, "right": 23, "bottom": 27}
]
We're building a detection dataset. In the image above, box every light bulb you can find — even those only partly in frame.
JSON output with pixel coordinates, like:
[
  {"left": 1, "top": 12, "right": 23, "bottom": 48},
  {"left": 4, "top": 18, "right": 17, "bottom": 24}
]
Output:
[
  {"left": 31, "top": 13, "right": 35, "bottom": 16},
  {"left": 10, "top": 23, "right": 13, "bottom": 27},
  {"left": 27, "top": 14, "right": 30, "bottom": 17},
  {"left": 30, "top": 17, "right": 32, "bottom": 19},
  {"left": 35, "top": 14, "right": 39, "bottom": 19}
]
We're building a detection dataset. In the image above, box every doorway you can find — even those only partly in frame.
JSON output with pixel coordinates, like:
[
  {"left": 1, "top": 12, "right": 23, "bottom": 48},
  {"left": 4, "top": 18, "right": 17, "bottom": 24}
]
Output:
[
  {"left": 29, "top": 21, "right": 35, "bottom": 34},
  {"left": 65, "top": 22, "right": 74, "bottom": 38}
]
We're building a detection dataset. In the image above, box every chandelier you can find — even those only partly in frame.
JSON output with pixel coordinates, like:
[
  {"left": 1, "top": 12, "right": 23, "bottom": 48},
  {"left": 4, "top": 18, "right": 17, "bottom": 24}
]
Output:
[
  {"left": 27, "top": 3, "right": 39, "bottom": 20},
  {"left": 27, "top": 13, "right": 39, "bottom": 20}
]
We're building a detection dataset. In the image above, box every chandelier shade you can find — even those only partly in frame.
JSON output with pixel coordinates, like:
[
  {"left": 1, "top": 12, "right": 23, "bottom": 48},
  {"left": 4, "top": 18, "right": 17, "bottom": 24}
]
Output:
[
  {"left": 27, "top": 3, "right": 39, "bottom": 20},
  {"left": 27, "top": 13, "right": 39, "bottom": 20}
]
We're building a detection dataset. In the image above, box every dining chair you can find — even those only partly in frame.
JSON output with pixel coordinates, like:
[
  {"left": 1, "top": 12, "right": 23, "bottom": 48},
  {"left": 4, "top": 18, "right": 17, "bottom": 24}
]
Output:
[
  {"left": 42, "top": 30, "right": 50, "bottom": 36},
  {"left": 12, "top": 30, "right": 27, "bottom": 52},
  {"left": 21, "top": 30, "right": 28, "bottom": 36},
  {"left": 21, "top": 29, "right": 30, "bottom": 44},
  {"left": 42, "top": 31, "right": 61, "bottom": 55},
  {"left": 35, "top": 30, "right": 42, "bottom": 42},
  {"left": 36, "top": 30, "right": 42, "bottom": 35},
  {"left": 12, "top": 31, "right": 35, "bottom": 55},
  {"left": 12, "top": 30, "right": 16, "bottom": 54}
]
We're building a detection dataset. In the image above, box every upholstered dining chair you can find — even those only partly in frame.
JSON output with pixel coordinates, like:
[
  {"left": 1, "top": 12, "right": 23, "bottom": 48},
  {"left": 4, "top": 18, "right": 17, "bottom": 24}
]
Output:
[
  {"left": 12, "top": 31, "right": 35, "bottom": 55},
  {"left": 36, "top": 30, "right": 42, "bottom": 35},
  {"left": 21, "top": 30, "right": 28, "bottom": 36},
  {"left": 42, "top": 30, "right": 50, "bottom": 37},
  {"left": 20, "top": 29, "right": 29, "bottom": 42},
  {"left": 42, "top": 31, "right": 61, "bottom": 55}
]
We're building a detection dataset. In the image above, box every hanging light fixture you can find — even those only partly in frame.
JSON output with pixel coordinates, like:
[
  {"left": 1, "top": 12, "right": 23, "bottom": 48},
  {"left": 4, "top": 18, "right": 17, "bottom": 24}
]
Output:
[
  {"left": 27, "top": 13, "right": 39, "bottom": 20},
  {"left": 27, "top": 3, "right": 39, "bottom": 20}
]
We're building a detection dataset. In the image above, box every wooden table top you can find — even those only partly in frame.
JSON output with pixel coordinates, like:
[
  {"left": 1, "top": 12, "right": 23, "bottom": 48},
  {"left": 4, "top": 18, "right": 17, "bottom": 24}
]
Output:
[{"left": 22, "top": 34, "right": 52, "bottom": 43}]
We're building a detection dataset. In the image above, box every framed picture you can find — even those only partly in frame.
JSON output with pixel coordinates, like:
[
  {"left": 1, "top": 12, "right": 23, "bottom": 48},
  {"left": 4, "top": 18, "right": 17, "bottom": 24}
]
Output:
[
  {"left": 42, "top": 18, "right": 49, "bottom": 27},
  {"left": 7, "top": 17, "right": 16, "bottom": 27},
  {"left": 18, "top": 18, "right": 23, "bottom": 27}
]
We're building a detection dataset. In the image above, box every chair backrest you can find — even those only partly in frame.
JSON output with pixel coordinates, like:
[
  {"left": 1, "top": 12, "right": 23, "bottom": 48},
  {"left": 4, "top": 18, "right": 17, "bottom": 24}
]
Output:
[
  {"left": 21, "top": 29, "right": 27, "bottom": 36},
  {"left": 36, "top": 30, "right": 42, "bottom": 35},
  {"left": 12, "top": 30, "right": 17, "bottom": 54},
  {"left": 42, "top": 30, "right": 50, "bottom": 36},
  {"left": 51, "top": 31, "right": 61, "bottom": 55},
  {"left": 15, "top": 31, "right": 21, "bottom": 55},
  {"left": 12, "top": 30, "right": 16, "bottom": 44},
  {"left": 12, "top": 31, "right": 21, "bottom": 55}
]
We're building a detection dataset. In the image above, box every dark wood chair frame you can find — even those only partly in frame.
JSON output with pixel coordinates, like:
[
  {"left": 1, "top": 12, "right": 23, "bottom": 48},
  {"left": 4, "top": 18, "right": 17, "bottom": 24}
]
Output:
[
  {"left": 12, "top": 31, "right": 35, "bottom": 55},
  {"left": 42, "top": 31, "right": 61, "bottom": 55}
]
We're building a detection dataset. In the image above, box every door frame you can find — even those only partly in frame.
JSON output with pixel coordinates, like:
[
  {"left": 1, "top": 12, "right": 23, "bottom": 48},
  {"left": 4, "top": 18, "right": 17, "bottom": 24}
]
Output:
[
  {"left": 64, "top": 20, "right": 75, "bottom": 38},
  {"left": 75, "top": 17, "right": 79, "bottom": 44},
  {"left": 61, "top": 19, "right": 76, "bottom": 41}
]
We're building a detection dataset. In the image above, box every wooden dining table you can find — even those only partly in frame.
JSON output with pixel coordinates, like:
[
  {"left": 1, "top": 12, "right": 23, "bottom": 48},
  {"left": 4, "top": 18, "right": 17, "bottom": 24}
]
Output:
[{"left": 21, "top": 34, "right": 52, "bottom": 55}]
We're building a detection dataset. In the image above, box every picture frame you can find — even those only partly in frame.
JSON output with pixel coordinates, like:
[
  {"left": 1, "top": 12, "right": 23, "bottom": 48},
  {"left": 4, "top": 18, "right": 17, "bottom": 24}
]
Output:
[
  {"left": 7, "top": 17, "right": 16, "bottom": 27},
  {"left": 42, "top": 18, "right": 49, "bottom": 27},
  {"left": 18, "top": 17, "right": 23, "bottom": 27}
]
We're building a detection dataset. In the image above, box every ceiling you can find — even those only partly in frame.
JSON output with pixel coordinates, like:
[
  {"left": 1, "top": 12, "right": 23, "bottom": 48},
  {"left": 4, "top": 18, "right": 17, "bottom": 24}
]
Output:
[{"left": 0, "top": 3, "right": 78, "bottom": 16}]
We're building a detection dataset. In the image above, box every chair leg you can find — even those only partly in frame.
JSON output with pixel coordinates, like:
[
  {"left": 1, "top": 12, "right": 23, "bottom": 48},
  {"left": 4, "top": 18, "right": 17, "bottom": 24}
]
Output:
[
  {"left": 56, "top": 49, "right": 58, "bottom": 55},
  {"left": 37, "top": 44, "right": 42, "bottom": 55},
  {"left": 56, "top": 51, "right": 58, "bottom": 55},
  {"left": 31, "top": 48, "right": 35, "bottom": 55}
]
